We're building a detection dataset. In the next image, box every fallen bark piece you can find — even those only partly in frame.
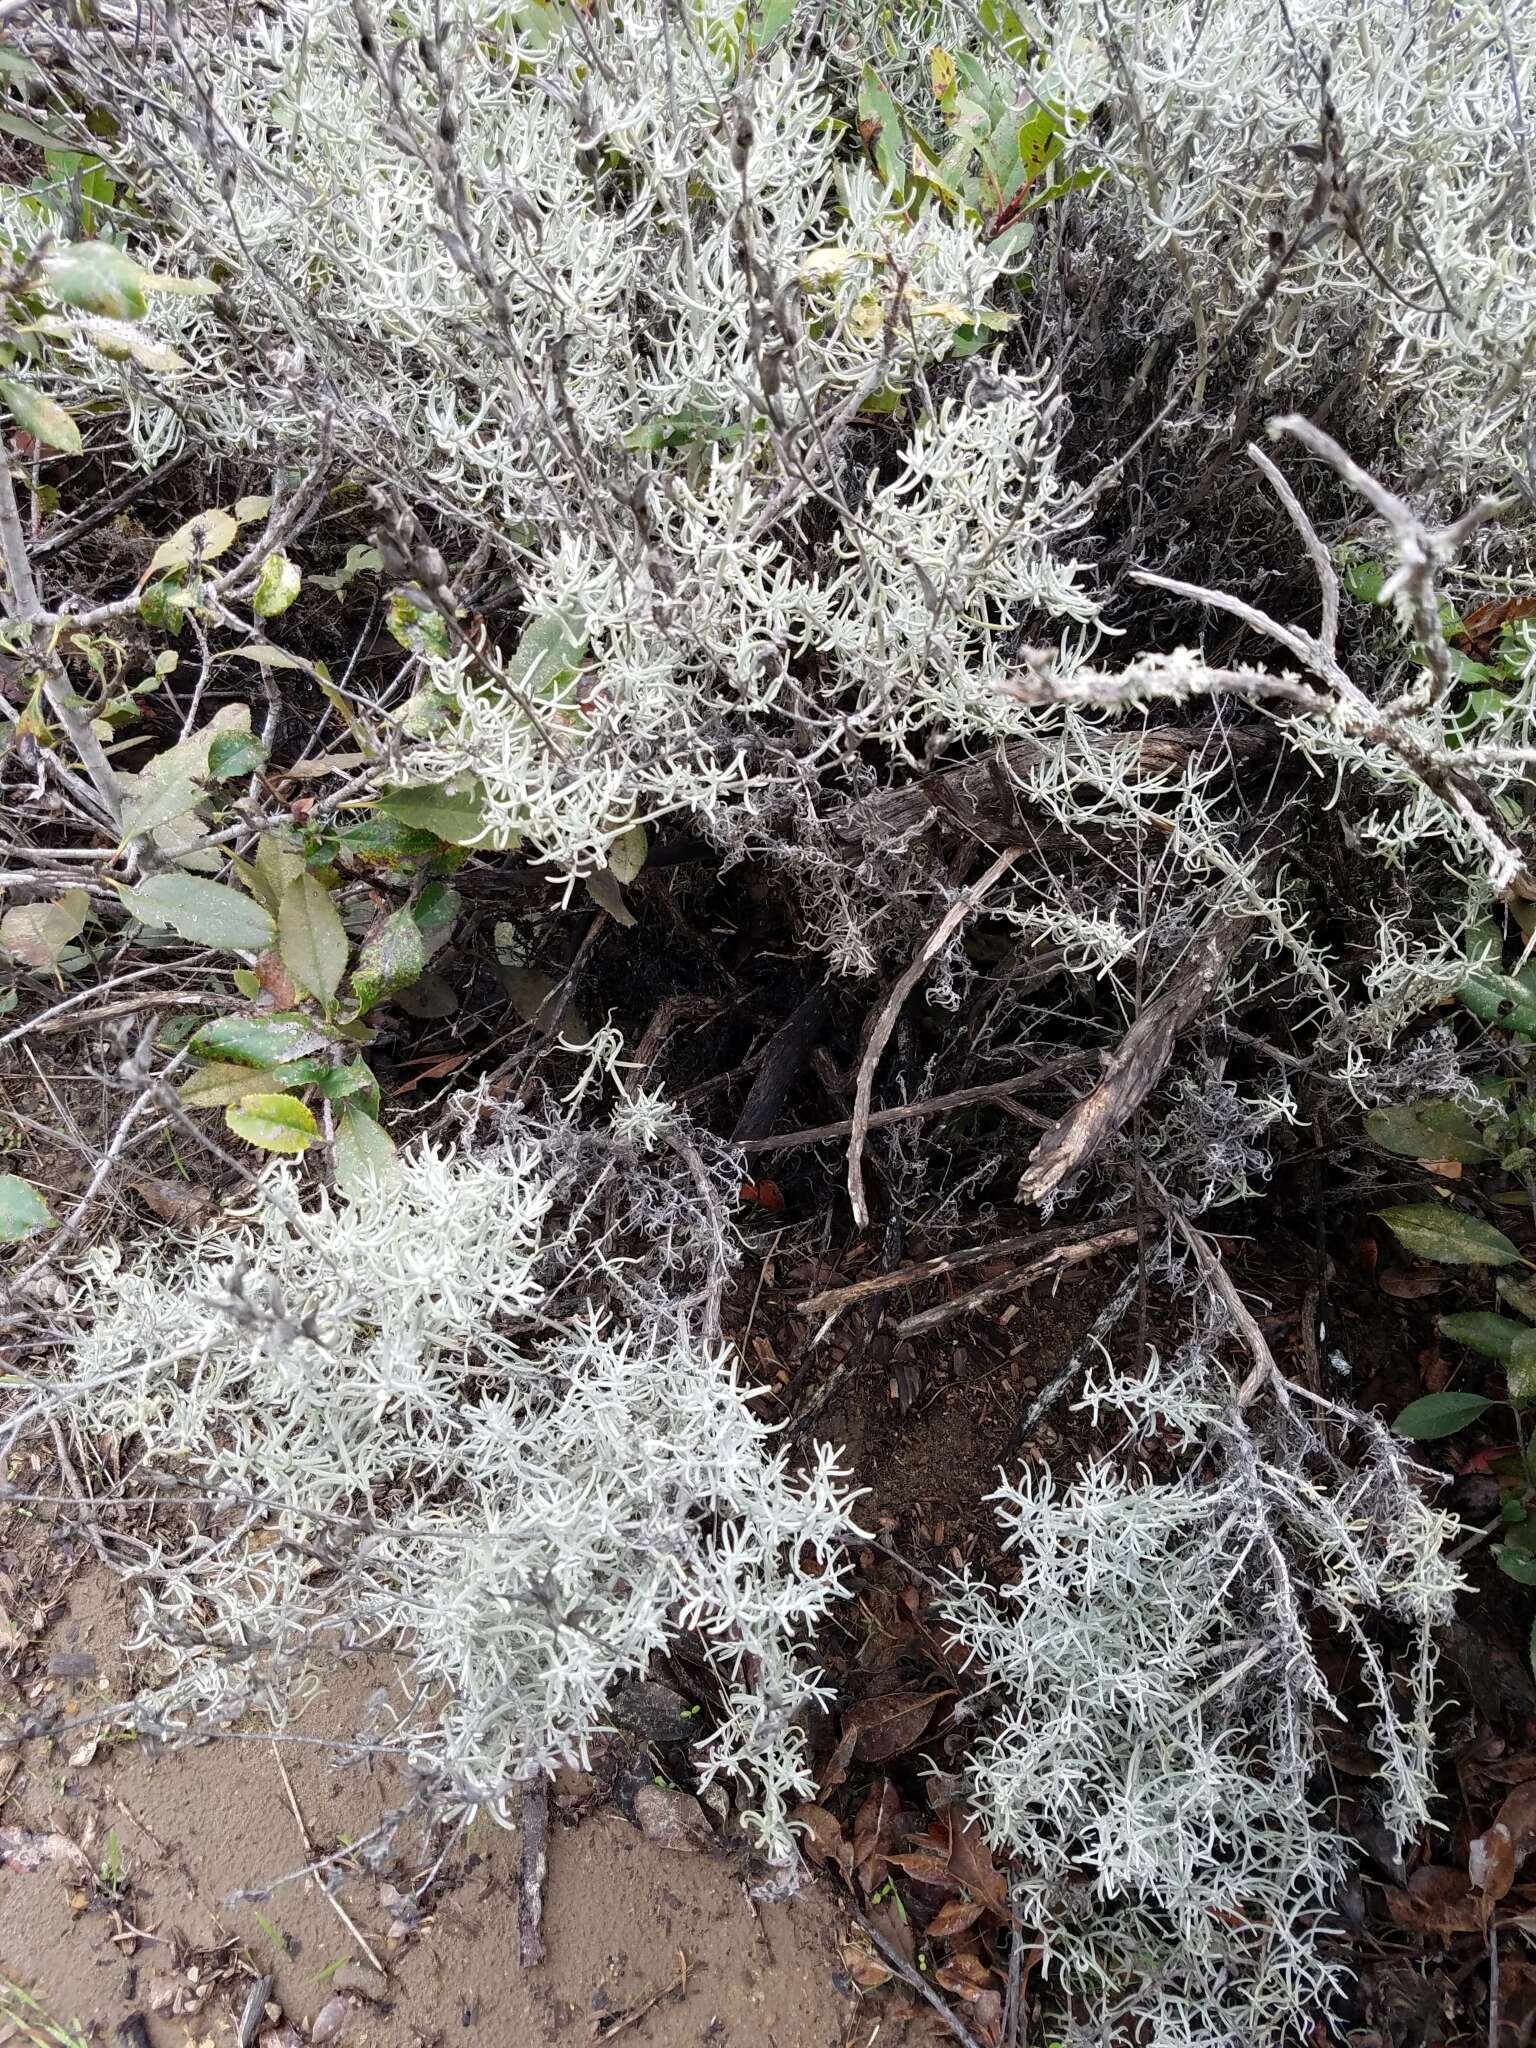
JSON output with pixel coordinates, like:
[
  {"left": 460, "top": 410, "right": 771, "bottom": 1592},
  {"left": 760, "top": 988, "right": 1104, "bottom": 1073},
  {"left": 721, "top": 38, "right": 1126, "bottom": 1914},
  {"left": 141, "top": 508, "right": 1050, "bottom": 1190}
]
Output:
[
  {"left": 1017, "top": 904, "right": 1259, "bottom": 1204},
  {"left": 632, "top": 1783, "right": 714, "bottom": 1854}
]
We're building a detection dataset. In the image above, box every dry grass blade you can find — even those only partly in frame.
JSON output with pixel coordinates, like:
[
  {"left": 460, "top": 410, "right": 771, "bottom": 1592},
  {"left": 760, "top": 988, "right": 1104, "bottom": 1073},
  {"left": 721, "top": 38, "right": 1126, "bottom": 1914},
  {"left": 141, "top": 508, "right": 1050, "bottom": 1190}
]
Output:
[{"left": 894, "top": 1225, "right": 1139, "bottom": 1339}]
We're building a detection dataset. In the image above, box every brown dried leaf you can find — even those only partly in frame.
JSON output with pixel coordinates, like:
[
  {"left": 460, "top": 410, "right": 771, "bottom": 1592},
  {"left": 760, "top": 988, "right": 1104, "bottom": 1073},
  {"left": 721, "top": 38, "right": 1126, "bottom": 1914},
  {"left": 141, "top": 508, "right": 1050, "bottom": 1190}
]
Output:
[
  {"left": 839, "top": 1940, "right": 891, "bottom": 1991},
  {"left": 254, "top": 948, "right": 298, "bottom": 1008},
  {"left": 1494, "top": 1779, "right": 1536, "bottom": 1865},
  {"left": 935, "top": 1952, "right": 996, "bottom": 1997},
  {"left": 793, "top": 1803, "right": 853, "bottom": 1886},
  {"left": 925, "top": 1898, "right": 986, "bottom": 1940},
  {"left": 1470, "top": 1821, "right": 1517, "bottom": 1909},
  {"left": 852, "top": 1778, "right": 901, "bottom": 1894},
  {"left": 1378, "top": 1267, "right": 1441, "bottom": 1300},
  {"left": 818, "top": 1722, "right": 858, "bottom": 1798},
  {"left": 938, "top": 1804, "right": 1010, "bottom": 1917},
  {"left": 1385, "top": 1864, "right": 1481, "bottom": 1935},
  {"left": 887, "top": 1851, "right": 960, "bottom": 1891},
  {"left": 842, "top": 1687, "right": 952, "bottom": 1765}
]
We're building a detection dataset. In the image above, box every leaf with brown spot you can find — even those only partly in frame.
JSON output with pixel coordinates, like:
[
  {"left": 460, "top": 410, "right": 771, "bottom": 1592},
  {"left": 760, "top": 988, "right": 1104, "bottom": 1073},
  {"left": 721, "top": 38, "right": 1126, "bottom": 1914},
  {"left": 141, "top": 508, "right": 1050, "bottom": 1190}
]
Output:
[
  {"left": 842, "top": 1687, "right": 952, "bottom": 1764},
  {"left": 852, "top": 1777, "right": 901, "bottom": 1895},
  {"left": 793, "top": 1803, "right": 853, "bottom": 1886}
]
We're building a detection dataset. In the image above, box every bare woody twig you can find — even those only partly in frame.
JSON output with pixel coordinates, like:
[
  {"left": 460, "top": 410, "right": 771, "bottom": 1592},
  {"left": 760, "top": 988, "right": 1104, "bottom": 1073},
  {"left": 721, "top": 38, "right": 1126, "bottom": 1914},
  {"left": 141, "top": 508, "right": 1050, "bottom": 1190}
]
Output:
[
  {"left": 848, "top": 1905, "right": 986, "bottom": 2048},
  {"left": 518, "top": 1775, "right": 549, "bottom": 1968},
  {"left": 894, "top": 1225, "right": 1140, "bottom": 1340},
  {"left": 798, "top": 1218, "right": 1119, "bottom": 1318},
  {"left": 848, "top": 847, "right": 1020, "bottom": 1227}
]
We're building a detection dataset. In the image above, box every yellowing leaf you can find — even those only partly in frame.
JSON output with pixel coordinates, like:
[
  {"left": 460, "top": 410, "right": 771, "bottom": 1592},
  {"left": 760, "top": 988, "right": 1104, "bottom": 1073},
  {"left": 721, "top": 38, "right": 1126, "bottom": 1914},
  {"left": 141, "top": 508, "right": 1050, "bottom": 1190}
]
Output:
[
  {"left": 225, "top": 1092, "right": 318, "bottom": 1155},
  {"left": 148, "top": 507, "right": 240, "bottom": 577},
  {"left": 277, "top": 873, "right": 349, "bottom": 1009},
  {"left": 253, "top": 553, "right": 301, "bottom": 618},
  {"left": 0, "top": 378, "right": 81, "bottom": 455},
  {"left": 1, "top": 889, "right": 89, "bottom": 970}
]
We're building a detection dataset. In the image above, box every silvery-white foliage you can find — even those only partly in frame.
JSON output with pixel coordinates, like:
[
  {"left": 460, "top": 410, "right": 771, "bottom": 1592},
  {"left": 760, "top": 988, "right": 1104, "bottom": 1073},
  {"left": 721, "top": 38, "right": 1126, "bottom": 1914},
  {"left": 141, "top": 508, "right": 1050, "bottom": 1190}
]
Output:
[
  {"left": 37, "top": 1108, "right": 862, "bottom": 1851},
  {"left": 942, "top": 1336, "right": 1462, "bottom": 2048}
]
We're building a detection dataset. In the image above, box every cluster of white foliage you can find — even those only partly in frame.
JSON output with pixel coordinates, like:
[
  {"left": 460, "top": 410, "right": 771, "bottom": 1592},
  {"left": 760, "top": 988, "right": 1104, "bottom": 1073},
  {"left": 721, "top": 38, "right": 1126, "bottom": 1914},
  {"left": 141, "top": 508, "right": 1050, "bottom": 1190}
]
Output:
[
  {"left": 943, "top": 1327, "right": 1462, "bottom": 2048},
  {"left": 1028, "top": 0, "right": 1536, "bottom": 500},
  {"left": 14, "top": 0, "right": 1096, "bottom": 877},
  {"left": 35, "top": 1107, "right": 861, "bottom": 1850}
]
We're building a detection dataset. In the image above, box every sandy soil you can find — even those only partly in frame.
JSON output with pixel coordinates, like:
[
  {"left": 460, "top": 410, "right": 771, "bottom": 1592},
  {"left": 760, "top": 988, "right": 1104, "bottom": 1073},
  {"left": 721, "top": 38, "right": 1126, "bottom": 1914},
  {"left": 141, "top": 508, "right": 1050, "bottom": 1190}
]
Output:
[{"left": 0, "top": 1567, "right": 862, "bottom": 2048}]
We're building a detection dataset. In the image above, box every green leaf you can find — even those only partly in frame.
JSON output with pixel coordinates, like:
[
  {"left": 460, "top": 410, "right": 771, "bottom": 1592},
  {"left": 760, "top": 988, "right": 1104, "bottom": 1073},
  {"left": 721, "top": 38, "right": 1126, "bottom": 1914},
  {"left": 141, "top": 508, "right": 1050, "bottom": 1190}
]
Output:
[
  {"left": 118, "top": 772, "right": 203, "bottom": 845},
  {"left": 315, "top": 1061, "right": 377, "bottom": 1106},
  {"left": 350, "top": 906, "right": 426, "bottom": 1015},
  {"left": 1497, "top": 1545, "right": 1536, "bottom": 1586},
  {"left": 311, "top": 543, "right": 384, "bottom": 593},
  {"left": 44, "top": 241, "right": 146, "bottom": 320},
  {"left": 207, "top": 729, "right": 268, "bottom": 781},
  {"left": 253, "top": 553, "right": 302, "bottom": 618},
  {"left": 1511, "top": 1329, "right": 1536, "bottom": 1406},
  {"left": 1365, "top": 1102, "right": 1495, "bottom": 1164},
  {"left": 121, "top": 874, "right": 274, "bottom": 954},
  {"left": 138, "top": 575, "right": 195, "bottom": 633},
  {"left": 858, "top": 67, "right": 907, "bottom": 191},
  {"left": 188, "top": 1013, "right": 329, "bottom": 1068},
  {"left": 218, "top": 641, "right": 309, "bottom": 672},
  {"left": 178, "top": 1059, "right": 279, "bottom": 1108},
  {"left": 1375, "top": 1204, "right": 1523, "bottom": 1267},
  {"left": 1459, "top": 962, "right": 1536, "bottom": 1038},
  {"left": 1392, "top": 1391, "right": 1493, "bottom": 1439},
  {"left": 412, "top": 881, "right": 461, "bottom": 959},
  {"left": 1437, "top": 1313, "right": 1528, "bottom": 1361},
  {"left": 232, "top": 967, "right": 262, "bottom": 999},
  {"left": 333, "top": 1105, "right": 398, "bottom": 1198},
  {"left": 585, "top": 867, "right": 636, "bottom": 927},
  {"left": 277, "top": 874, "right": 349, "bottom": 1009},
  {"left": 1343, "top": 560, "right": 1387, "bottom": 604},
  {"left": 147, "top": 507, "right": 240, "bottom": 577},
  {"left": 1498, "top": 1274, "right": 1536, "bottom": 1321},
  {"left": 0, "top": 378, "right": 81, "bottom": 455},
  {"left": 249, "top": 834, "right": 306, "bottom": 917},
  {"left": 507, "top": 611, "right": 587, "bottom": 698},
  {"left": 0, "top": 1173, "right": 53, "bottom": 1243},
  {"left": 377, "top": 778, "right": 509, "bottom": 848},
  {"left": 1, "top": 889, "right": 88, "bottom": 970},
  {"left": 225, "top": 1091, "right": 318, "bottom": 1155}
]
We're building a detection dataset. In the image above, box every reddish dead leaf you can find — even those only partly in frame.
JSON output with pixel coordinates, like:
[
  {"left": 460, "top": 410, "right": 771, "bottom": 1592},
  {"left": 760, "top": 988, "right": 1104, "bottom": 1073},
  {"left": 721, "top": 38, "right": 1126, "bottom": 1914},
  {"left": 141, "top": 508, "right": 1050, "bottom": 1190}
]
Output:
[
  {"left": 1420, "top": 1158, "right": 1463, "bottom": 1180},
  {"left": 1455, "top": 595, "right": 1536, "bottom": 658},
  {"left": 935, "top": 1952, "right": 997, "bottom": 1997},
  {"left": 389, "top": 1048, "right": 473, "bottom": 1095},
  {"left": 739, "top": 1179, "right": 785, "bottom": 1213},
  {"left": 842, "top": 1687, "right": 952, "bottom": 1765},
  {"left": 254, "top": 948, "right": 298, "bottom": 1008},
  {"left": 1470, "top": 1821, "right": 1517, "bottom": 1911},
  {"left": 925, "top": 1898, "right": 987, "bottom": 1940},
  {"left": 1378, "top": 1266, "right": 1441, "bottom": 1300},
  {"left": 852, "top": 1777, "right": 901, "bottom": 1894},
  {"left": 1358, "top": 1236, "right": 1379, "bottom": 1275},
  {"left": 1385, "top": 1864, "right": 1481, "bottom": 1935},
  {"left": 793, "top": 1803, "right": 853, "bottom": 1886},
  {"left": 970, "top": 1989, "right": 1004, "bottom": 2040}
]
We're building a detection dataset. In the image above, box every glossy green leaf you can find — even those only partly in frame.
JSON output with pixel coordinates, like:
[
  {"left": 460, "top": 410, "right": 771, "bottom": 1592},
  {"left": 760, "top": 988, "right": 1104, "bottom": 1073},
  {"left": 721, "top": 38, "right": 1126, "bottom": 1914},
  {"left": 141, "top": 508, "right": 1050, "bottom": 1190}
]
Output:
[
  {"left": 1375, "top": 1204, "right": 1523, "bottom": 1267},
  {"left": 858, "top": 67, "right": 907, "bottom": 191},
  {"left": 0, "top": 377, "right": 81, "bottom": 455},
  {"left": 1497, "top": 1545, "right": 1536, "bottom": 1586},
  {"left": 277, "top": 874, "right": 349, "bottom": 1009},
  {"left": 378, "top": 778, "right": 503, "bottom": 847},
  {"left": 225, "top": 1091, "right": 318, "bottom": 1155},
  {"left": 1392, "top": 1391, "right": 1492, "bottom": 1439},
  {"left": 1499, "top": 1274, "right": 1536, "bottom": 1322},
  {"left": 412, "top": 881, "right": 461, "bottom": 959},
  {"left": 0, "top": 1173, "right": 53, "bottom": 1243}
]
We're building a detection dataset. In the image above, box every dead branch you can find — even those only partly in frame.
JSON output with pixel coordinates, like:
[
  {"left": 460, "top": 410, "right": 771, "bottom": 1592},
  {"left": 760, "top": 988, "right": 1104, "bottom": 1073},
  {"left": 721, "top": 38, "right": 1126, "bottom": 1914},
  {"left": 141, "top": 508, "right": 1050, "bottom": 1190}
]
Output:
[
  {"left": 738, "top": 1057, "right": 1097, "bottom": 1154},
  {"left": 1017, "top": 904, "right": 1259, "bottom": 1205},
  {"left": 797, "top": 1219, "right": 1109, "bottom": 1317},
  {"left": 894, "top": 1225, "right": 1140, "bottom": 1340},
  {"left": 848, "top": 846, "right": 1021, "bottom": 1227},
  {"left": 518, "top": 1774, "right": 549, "bottom": 1968}
]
